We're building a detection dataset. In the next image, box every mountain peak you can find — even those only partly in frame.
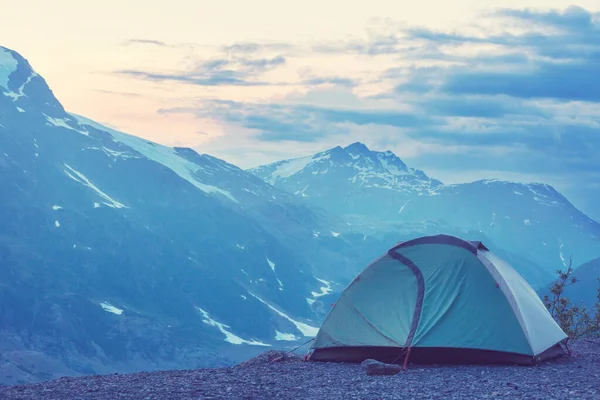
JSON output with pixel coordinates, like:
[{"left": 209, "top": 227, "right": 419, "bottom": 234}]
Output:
[
  {"left": 0, "top": 45, "right": 63, "bottom": 114},
  {"left": 341, "top": 142, "right": 410, "bottom": 173},
  {"left": 250, "top": 141, "right": 443, "bottom": 200},
  {"left": 344, "top": 142, "right": 370, "bottom": 154}
]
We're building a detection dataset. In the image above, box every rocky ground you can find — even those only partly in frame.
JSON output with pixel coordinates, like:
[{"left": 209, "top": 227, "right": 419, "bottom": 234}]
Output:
[{"left": 0, "top": 340, "right": 598, "bottom": 399}]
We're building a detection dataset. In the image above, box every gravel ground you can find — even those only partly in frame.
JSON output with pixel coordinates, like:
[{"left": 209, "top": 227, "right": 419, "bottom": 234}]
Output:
[{"left": 0, "top": 341, "right": 598, "bottom": 400}]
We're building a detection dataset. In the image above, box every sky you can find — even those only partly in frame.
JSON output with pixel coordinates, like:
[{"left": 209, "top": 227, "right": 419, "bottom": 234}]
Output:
[{"left": 1, "top": 1, "right": 599, "bottom": 218}]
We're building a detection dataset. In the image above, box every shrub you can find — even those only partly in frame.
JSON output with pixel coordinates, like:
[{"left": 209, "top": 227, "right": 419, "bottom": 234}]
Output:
[{"left": 543, "top": 256, "right": 600, "bottom": 340}]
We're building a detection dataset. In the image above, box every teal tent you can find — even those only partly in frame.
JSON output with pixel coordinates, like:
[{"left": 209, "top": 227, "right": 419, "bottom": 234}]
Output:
[{"left": 309, "top": 234, "right": 567, "bottom": 365}]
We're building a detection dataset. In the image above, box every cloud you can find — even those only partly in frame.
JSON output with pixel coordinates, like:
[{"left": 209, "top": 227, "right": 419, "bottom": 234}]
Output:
[
  {"left": 116, "top": 70, "right": 271, "bottom": 86},
  {"left": 235, "top": 55, "right": 286, "bottom": 69},
  {"left": 122, "top": 39, "right": 168, "bottom": 47},
  {"left": 398, "top": 7, "right": 600, "bottom": 103},
  {"left": 160, "top": 98, "right": 438, "bottom": 142},
  {"left": 312, "top": 28, "right": 421, "bottom": 56},
  {"left": 351, "top": 6, "right": 600, "bottom": 185},
  {"left": 301, "top": 76, "right": 356, "bottom": 87},
  {"left": 221, "top": 42, "right": 295, "bottom": 54},
  {"left": 116, "top": 54, "right": 287, "bottom": 87},
  {"left": 415, "top": 95, "right": 550, "bottom": 119},
  {"left": 112, "top": 6, "right": 600, "bottom": 217},
  {"left": 94, "top": 89, "right": 142, "bottom": 97},
  {"left": 442, "top": 54, "right": 600, "bottom": 102},
  {"left": 494, "top": 6, "right": 597, "bottom": 33}
]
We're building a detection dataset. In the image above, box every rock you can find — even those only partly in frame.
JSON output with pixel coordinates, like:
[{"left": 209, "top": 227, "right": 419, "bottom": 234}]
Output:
[
  {"left": 360, "top": 359, "right": 380, "bottom": 369},
  {"left": 361, "top": 359, "right": 402, "bottom": 376}
]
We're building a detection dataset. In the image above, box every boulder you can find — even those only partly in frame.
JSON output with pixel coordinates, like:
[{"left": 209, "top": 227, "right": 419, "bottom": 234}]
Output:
[{"left": 361, "top": 359, "right": 402, "bottom": 376}]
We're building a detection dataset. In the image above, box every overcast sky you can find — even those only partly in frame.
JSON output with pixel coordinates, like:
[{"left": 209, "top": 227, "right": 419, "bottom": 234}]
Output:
[{"left": 2, "top": 1, "right": 599, "bottom": 217}]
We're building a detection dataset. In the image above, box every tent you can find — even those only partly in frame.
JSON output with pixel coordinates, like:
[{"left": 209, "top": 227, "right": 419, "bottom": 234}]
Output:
[{"left": 308, "top": 234, "right": 567, "bottom": 365}]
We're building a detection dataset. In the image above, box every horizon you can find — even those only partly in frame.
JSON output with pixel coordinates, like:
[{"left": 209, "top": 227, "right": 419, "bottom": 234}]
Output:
[
  {"left": 1, "top": 2, "right": 599, "bottom": 218},
  {"left": 39, "top": 107, "right": 578, "bottom": 190}
]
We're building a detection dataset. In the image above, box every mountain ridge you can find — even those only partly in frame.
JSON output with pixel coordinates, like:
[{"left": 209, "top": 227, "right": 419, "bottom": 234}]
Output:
[
  {"left": 251, "top": 141, "right": 577, "bottom": 196},
  {"left": 1, "top": 45, "right": 390, "bottom": 385},
  {"left": 249, "top": 142, "right": 600, "bottom": 286}
]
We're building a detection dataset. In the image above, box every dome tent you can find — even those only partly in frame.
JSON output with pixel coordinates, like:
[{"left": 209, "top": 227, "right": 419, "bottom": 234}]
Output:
[{"left": 308, "top": 234, "right": 567, "bottom": 365}]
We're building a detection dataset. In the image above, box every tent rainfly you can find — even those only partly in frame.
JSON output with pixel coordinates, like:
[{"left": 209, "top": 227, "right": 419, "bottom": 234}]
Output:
[{"left": 308, "top": 234, "right": 568, "bottom": 366}]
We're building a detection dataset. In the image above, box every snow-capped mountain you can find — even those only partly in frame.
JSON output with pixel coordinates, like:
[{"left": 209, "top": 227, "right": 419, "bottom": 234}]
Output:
[
  {"left": 251, "top": 143, "right": 600, "bottom": 286},
  {"left": 0, "top": 46, "right": 384, "bottom": 385},
  {"left": 251, "top": 142, "right": 442, "bottom": 218}
]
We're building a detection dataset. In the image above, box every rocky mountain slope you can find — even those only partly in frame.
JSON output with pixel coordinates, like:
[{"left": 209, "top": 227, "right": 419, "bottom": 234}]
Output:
[
  {"left": 1, "top": 341, "right": 598, "bottom": 399},
  {"left": 0, "top": 45, "right": 392, "bottom": 386},
  {"left": 250, "top": 143, "right": 600, "bottom": 286}
]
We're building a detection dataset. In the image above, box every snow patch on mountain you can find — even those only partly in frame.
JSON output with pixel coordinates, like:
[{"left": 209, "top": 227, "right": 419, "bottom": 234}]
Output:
[
  {"left": 265, "top": 152, "right": 332, "bottom": 184},
  {"left": 100, "top": 302, "right": 123, "bottom": 315},
  {"left": 4, "top": 71, "right": 38, "bottom": 101},
  {"left": 0, "top": 48, "right": 17, "bottom": 89},
  {"left": 242, "top": 187, "right": 259, "bottom": 196},
  {"left": 399, "top": 200, "right": 410, "bottom": 213},
  {"left": 311, "top": 278, "right": 333, "bottom": 298},
  {"left": 248, "top": 292, "right": 319, "bottom": 337},
  {"left": 266, "top": 258, "right": 284, "bottom": 289},
  {"left": 63, "top": 164, "right": 127, "bottom": 209},
  {"left": 100, "top": 146, "right": 140, "bottom": 160},
  {"left": 527, "top": 184, "right": 561, "bottom": 207},
  {"left": 196, "top": 307, "right": 270, "bottom": 347},
  {"left": 559, "top": 244, "right": 569, "bottom": 267},
  {"left": 295, "top": 184, "right": 310, "bottom": 197},
  {"left": 71, "top": 114, "right": 238, "bottom": 203},
  {"left": 274, "top": 330, "right": 300, "bottom": 341},
  {"left": 45, "top": 115, "right": 89, "bottom": 136}
]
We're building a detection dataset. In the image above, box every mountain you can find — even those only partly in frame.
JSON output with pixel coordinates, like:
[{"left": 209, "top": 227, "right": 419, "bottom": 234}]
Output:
[
  {"left": 0, "top": 46, "right": 395, "bottom": 385},
  {"left": 250, "top": 143, "right": 600, "bottom": 287},
  {"left": 251, "top": 142, "right": 443, "bottom": 218},
  {"left": 566, "top": 257, "right": 600, "bottom": 309}
]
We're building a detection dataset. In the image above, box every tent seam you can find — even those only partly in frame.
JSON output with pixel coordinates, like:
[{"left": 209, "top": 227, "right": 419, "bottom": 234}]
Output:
[
  {"left": 477, "top": 252, "right": 535, "bottom": 355},
  {"left": 349, "top": 302, "right": 403, "bottom": 346},
  {"left": 388, "top": 250, "right": 425, "bottom": 349}
]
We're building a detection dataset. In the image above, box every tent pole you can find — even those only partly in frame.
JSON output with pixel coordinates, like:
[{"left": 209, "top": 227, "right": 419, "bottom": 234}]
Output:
[{"left": 402, "top": 347, "right": 412, "bottom": 371}]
